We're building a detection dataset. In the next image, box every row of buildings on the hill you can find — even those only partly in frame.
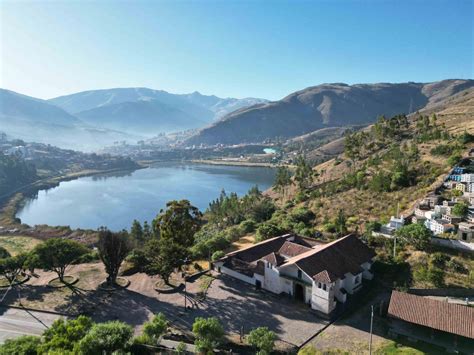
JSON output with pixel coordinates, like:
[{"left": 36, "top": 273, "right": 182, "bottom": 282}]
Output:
[
  {"left": 414, "top": 161, "right": 474, "bottom": 243},
  {"left": 377, "top": 160, "right": 474, "bottom": 245}
]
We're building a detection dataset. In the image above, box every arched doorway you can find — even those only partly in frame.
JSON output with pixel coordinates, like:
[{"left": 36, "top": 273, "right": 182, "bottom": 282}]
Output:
[{"left": 294, "top": 283, "right": 305, "bottom": 302}]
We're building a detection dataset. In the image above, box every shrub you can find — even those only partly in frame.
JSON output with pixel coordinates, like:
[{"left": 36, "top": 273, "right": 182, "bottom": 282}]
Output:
[
  {"left": 430, "top": 144, "right": 454, "bottom": 156},
  {"left": 143, "top": 313, "right": 168, "bottom": 342},
  {"left": 255, "top": 223, "right": 284, "bottom": 242},
  {"left": 39, "top": 316, "right": 94, "bottom": 353},
  {"left": 429, "top": 252, "right": 450, "bottom": 268},
  {"left": 323, "top": 222, "right": 336, "bottom": 233},
  {"left": 75, "top": 250, "right": 100, "bottom": 264},
  {"left": 446, "top": 259, "right": 468, "bottom": 274},
  {"left": 447, "top": 153, "right": 462, "bottom": 167},
  {"left": 247, "top": 327, "right": 276, "bottom": 355},
  {"left": 452, "top": 202, "right": 469, "bottom": 217},
  {"left": 211, "top": 250, "right": 225, "bottom": 261},
  {"left": 78, "top": 321, "right": 133, "bottom": 355},
  {"left": 289, "top": 207, "right": 315, "bottom": 225},
  {"left": 0, "top": 335, "right": 40, "bottom": 355},
  {"left": 192, "top": 317, "right": 224, "bottom": 354},
  {"left": 395, "top": 224, "right": 431, "bottom": 250},
  {"left": 239, "top": 219, "right": 256, "bottom": 233}
]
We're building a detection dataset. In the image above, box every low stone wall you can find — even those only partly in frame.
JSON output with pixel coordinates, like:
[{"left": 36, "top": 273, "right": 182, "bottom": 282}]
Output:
[{"left": 430, "top": 237, "right": 474, "bottom": 253}]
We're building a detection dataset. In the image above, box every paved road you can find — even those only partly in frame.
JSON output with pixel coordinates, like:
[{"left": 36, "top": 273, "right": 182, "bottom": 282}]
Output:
[{"left": 0, "top": 307, "right": 63, "bottom": 343}]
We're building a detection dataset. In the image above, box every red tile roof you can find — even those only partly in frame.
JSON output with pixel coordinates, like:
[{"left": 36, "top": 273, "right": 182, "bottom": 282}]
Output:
[
  {"left": 278, "top": 241, "right": 312, "bottom": 258},
  {"left": 388, "top": 291, "right": 474, "bottom": 339},
  {"left": 284, "top": 234, "right": 375, "bottom": 282}
]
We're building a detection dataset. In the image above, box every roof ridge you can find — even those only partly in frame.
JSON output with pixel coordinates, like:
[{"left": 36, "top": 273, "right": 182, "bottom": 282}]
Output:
[
  {"left": 283, "top": 234, "right": 356, "bottom": 265},
  {"left": 225, "top": 233, "right": 293, "bottom": 257}
]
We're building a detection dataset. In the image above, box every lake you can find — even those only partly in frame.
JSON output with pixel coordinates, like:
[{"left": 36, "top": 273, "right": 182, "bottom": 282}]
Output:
[{"left": 17, "top": 163, "right": 276, "bottom": 231}]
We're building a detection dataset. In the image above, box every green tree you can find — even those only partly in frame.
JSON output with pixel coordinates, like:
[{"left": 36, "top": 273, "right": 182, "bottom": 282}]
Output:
[
  {"left": 192, "top": 317, "right": 224, "bottom": 354},
  {"left": 273, "top": 166, "right": 292, "bottom": 196},
  {"left": 447, "top": 152, "right": 462, "bottom": 167},
  {"left": 334, "top": 209, "right": 347, "bottom": 236},
  {"left": 39, "top": 316, "right": 94, "bottom": 353},
  {"left": 143, "top": 313, "right": 168, "bottom": 343},
  {"left": 78, "top": 321, "right": 133, "bottom": 355},
  {"left": 0, "top": 335, "right": 40, "bottom": 355},
  {"left": 97, "top": 228, "right": 132, "bottom": 285},
  {"left": 0, "top": 253, "right": 27, "bottom": 286},
  {"left": 255, "top": 223, "right": 283, "bottom": 242},
  {"left": 294, "top": 155, "right": 313, "bottom": 190},
  {"left": 33, "top": 238, "right": 88, "bottom": 282},
  {"left": 130, "top": 219, "right": 144, "bottom": 243},
  {"left": 0, "top": 246, "right": 10, "bottom": 259},
  {"left": 452, "top": 202, "right": 469, "bottom": 217},
  {"left": 145, "top": 200, "right": 202, "bottom": 283},
  {"left": 247, "top": 327, "right": 276, "bottom": 355},
  {"left": 143, "top": 221, "right": 152, "bottom": 239},
  {"left": 211, "top": 250, "right": 225, "bottom": 261},
  {"left": 395, "top": 224, "right": 432, "bottom": 250}
]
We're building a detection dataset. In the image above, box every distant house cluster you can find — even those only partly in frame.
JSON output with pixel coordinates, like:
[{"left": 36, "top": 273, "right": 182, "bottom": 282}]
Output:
[
  {"left": 213, "top": 234, "right": 375, "bottom": 316},
  {"left": 415, "top": 162, "right": 474, "bottom": 242},
  {"left": 373, "top": 159, "right": 474, "bottom": 249}
]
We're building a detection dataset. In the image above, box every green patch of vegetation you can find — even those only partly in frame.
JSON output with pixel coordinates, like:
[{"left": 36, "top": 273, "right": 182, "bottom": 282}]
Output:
[{"left": 0, "top": 236, "right": 42, "bottom": 256}]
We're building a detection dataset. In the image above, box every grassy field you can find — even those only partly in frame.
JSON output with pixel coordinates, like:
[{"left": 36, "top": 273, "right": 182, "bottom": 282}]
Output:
[{"left": 0, "top": 235, "right": 42, "bottom": 255}]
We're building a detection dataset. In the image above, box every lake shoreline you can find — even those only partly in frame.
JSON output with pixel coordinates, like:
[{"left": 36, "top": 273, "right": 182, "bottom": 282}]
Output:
[
  {"left": 4, "top": 162, "right": 276, "bottom": 234},
  {"left": 0, "top": 165, "right": 147, "bottom": 238}
]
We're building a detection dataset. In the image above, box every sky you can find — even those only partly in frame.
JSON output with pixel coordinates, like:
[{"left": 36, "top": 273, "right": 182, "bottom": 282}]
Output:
[{"left": 0, "top": 0, "right": 472, "bottom": 101}]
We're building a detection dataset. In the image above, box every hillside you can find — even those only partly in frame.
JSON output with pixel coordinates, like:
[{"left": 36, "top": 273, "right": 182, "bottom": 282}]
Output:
[
  {"left": 0, "top": 89, "right": 137, "bottom": 151},
  {"left": 185, "top": 79, "right": 474, "bottom": 146},
  {"left": 49, "top": 88, "right": 267, "bottom": 136},
  {"left": 269, "top": 87, "right": 474, "bottom": 230},
  {"left": 0, "top": 89, "right": 80, "bottom": 126},
  {"left": 75, "top": 99, "right": 208, "bottom": 134}
]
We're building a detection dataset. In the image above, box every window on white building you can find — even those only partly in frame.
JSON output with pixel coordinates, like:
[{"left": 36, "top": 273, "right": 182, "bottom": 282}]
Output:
[
  {"left": 318, "top": 282, "right": 322, "bottom": 288},
  {"left": 355, "top": 275, "right": 360, "bottom": 284},
  {"left": 323, "top": 284, "right": 327, "bottom": 291}
]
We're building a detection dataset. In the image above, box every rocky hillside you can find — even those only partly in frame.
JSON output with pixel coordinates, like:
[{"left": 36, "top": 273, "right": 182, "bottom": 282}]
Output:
[
  {"left": 268, "top": 87, "right": 474, "bottom": 231},
  {"left": 186, "top": 79, "right": 474, "bottom": 146}
]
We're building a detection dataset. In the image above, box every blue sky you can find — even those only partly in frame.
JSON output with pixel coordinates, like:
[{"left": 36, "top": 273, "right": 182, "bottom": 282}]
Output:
[{"left": 1, "top": 0, "right": 472, "bottom": 100}]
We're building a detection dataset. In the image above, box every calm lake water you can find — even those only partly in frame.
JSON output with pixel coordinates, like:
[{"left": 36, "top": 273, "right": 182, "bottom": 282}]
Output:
[{"left": 17, "top": 163, "right": 276, "bottom": 231}]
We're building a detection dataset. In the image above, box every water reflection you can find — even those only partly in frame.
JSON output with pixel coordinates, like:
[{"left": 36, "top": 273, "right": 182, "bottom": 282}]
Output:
[{"left": 17, "top": 163, "right": 276, "bottom": 231}]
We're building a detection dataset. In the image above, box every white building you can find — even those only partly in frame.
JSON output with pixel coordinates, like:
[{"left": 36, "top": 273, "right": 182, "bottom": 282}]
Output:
[
  {"left": 460, "top": 174, "right": 474, "bottom": 183},
  {"left": 214, "top": 234, "right": 375, "bottom": 316},
  {"left": 425, "top": 218, "right": 454, "bottom": 235}
]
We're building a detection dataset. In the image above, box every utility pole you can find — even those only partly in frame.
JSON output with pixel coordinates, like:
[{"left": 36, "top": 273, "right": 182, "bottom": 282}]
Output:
[
  {"left": 393, "top": 235, "right": 397, "bottom": 259},
  {"left": 369, "top": 305, "right": 374, "bottom": 355}
]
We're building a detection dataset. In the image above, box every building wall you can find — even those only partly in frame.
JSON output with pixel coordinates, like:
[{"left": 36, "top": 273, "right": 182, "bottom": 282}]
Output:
[
  {"left": 263, "top": 263, "right": 281, "bottom": 294},
  {"left": 311, "top": 281, "right": 336, "bottom": 314},
  {"left": 218, "top": 265, "right": 256, "bottom": 285},
  {"left": 340, "top": 272, "right": 363, "bottom": 294},
  {"left": 280, "top": 264, "right": 313, "bottom": 284}
]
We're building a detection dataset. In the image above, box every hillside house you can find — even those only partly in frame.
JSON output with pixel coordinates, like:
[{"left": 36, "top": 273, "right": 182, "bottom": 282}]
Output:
[
  {"left": 214, "top": 234, "right": 375, "bottom": 316},
  {"left": 425, "top": 218, "right": 454, "bottom": 235},
  {"left": 458, "top": 222, "right": 474, "bottom": 242},
  {"left": 460, "top": 173, "right": 474, "bottom": 183},
  {"left": 442, "top": 214, "right": 462, "bottom": 224}
]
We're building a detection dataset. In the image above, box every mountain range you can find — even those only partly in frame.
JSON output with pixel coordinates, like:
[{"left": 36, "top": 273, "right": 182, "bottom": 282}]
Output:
[
  {"left": 0, "top": 88, "right": 267, "bottom": 150},
  {"left": 2, "top": 80, "right": 472, "bottom": 151},
  {"left": 185, "top": 79, "right": 474, "bottom": 146},
  {"left": 49, "top": 88, "right": 268, "bottom": 135}
]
